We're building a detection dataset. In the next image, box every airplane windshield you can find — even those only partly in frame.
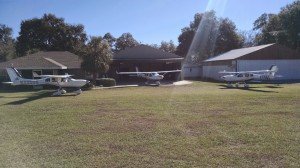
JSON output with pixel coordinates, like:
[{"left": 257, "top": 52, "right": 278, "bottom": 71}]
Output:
[
  {"left": 51, "top": 78, "right": 57, "bottom": 82},
  {"left": 61, "top": 78, "right": 68, "bottom": 82}
]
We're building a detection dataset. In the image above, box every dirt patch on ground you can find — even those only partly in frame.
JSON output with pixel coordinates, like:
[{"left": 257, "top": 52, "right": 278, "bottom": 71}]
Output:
[
  {"left": 80, "top": 108, "right": 166, "bottom": 134},
  {"left": 184, "top": 120, "right": 214, "bottom": 136},
  {"left": 173, "top": 80, "right": 193, "bottom": 86}
]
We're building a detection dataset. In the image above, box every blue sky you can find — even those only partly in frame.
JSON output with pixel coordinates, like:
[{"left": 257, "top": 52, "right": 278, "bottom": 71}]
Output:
[{"left": 0, "top": 0, "right": 295, "bottom": 44}]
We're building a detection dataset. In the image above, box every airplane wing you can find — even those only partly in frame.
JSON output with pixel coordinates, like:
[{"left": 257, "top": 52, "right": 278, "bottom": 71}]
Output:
[
  {"left": 218, "top": 70, "right": 271, "bottom": 74},
  {"left": 241, "top": 70, "right": 271, "bottom": 73},
  {"left": 218, "top": 71, "right": 239, "bottom": 74},
  {"left": 116, "top": 71, "right": 148, "bottom": 75},
  {"left": 40, "top": 75, "right": 73, "bottom": 78},
  {"left": 33, "top": 71, "right": 73, "bottom": 78},
  {"left": 156, "top": 70, "right": 182, "bottom": 74},
  {"left": 2, "top": 81, "right": 13, "bottom": 84},
  {"left": 117, "top": 70, "right": 181, "bottom": 75}
]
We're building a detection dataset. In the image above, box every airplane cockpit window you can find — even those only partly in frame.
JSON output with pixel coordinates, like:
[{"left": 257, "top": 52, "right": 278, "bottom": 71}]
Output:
[
  {"left": 45, "top": 78, "right": 50, "bottom": 82},
  {"left": 61, "top": 78, "right": 68, "bottom": 82}
]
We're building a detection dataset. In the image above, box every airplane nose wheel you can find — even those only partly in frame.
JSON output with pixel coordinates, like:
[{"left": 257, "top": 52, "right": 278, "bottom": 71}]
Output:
[
  {"left": 227, "top": 83, "right": 233, "bottom": 88},
  {"left": 52, "top": 88, "right": 67, "bottom": 96},
  {"left": 244, "top": 83, "right": 249, "bottom": 88}
]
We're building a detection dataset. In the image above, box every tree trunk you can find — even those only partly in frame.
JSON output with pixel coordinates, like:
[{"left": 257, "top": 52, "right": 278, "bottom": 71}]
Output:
[{"left": 92, "top": 72, "right": 97, "bottom": 83}]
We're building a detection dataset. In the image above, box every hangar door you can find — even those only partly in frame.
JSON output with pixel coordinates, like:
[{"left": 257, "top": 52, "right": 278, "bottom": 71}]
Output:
[{"left": 237, "top": 60, "right": 300, "bottom": 80}]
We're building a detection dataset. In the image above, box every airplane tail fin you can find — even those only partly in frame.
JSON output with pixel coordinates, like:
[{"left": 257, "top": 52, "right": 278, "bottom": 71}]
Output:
[
  {"left": 269, "top": 65, "right": 278, "bottom": 72},
  {"left": 6, "top": 67, "right": 22, "bottom": 83},
  {"left": 32, "top": 71, "right": 40, "bottom": 78},
  {"left": 269, "top": 65, "right": 278, "bottom": 79}
]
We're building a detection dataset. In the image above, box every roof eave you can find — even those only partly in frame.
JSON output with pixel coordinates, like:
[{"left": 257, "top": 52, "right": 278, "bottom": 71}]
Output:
[
  {"left": 11, "top": 67, "right": 68, "bottom": 70},
  {"left": 112, "top": 58, "right": 183, "bottom": 61}
]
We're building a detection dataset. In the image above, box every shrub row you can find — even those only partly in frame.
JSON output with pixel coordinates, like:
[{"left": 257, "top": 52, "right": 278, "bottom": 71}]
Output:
[{"left": 96, "top": 78, "right": 116, "bottom": 87}]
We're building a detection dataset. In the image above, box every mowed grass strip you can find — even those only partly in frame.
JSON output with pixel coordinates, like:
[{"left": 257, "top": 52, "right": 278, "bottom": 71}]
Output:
[{"left": 0, "top": 82, "right": 299, "bottom": 167}]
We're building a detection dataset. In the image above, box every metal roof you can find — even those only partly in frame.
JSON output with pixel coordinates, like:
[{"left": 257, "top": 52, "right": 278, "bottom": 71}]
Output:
[
  {"left": 113, "top": 45, "right": 183, "bottom": 60},
  {"left": 0, "top": 51, "right": 82, "bottom": 69},
  {"left": 204, "top": 43, "right": 275, "bottom": 62}
]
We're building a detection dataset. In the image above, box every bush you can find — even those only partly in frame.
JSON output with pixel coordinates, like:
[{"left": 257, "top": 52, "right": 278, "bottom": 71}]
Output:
[
  {"left": 82, "top": 82, "right": 94, "bottom": 90},
  {"left": 96, "top": 78, "right": 116, "bottom": 87}
]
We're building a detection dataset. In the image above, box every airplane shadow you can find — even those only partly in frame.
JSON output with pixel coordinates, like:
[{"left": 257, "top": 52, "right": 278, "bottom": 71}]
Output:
[
  {"left": 3, "top": 91, "right": 77, "bottom": 105},
  {"left": 3, "top": 91, "right": 52, "bottom": 105},
  {"left": 218, "top": 84, "right": 279, "bottom": 93},
  {"left": 265, "top": 85, "right": 283, "bottom": 89}
]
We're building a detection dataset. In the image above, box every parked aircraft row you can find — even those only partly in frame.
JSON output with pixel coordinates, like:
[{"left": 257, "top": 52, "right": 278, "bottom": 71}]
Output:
[{"left": 3, "top": 65, "right": 280, "bottom": 96}]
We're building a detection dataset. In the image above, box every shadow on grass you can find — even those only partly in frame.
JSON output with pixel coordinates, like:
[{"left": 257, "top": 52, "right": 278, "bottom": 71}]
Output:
[
  {"left": 265, "top": 85, "right": 284, "bottom": 89},
  {"left": 2, "top": 91, "right": 77, "bottom": 105},
  {"left": 218, "top": 85, "right": 278, "bottom": 93},
  {"left": 3, "top": 91, "right": 53, "bottom": 105}
]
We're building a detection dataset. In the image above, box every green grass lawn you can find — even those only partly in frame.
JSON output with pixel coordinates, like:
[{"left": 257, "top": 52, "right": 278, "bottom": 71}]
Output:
[{"left": 0, "top": 82, "right": 299, "bottom": 167}]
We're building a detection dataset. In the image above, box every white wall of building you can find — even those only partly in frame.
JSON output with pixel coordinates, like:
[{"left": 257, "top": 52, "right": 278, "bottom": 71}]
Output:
[
  {"left": 203, "top": 65, "right": 234, "bottom": 80},
  {"left": 237, "top": 59, "right": 300, "bottom": 80},
  {"left": 182, "top": 65, "right": 202, "bottom": 78}
]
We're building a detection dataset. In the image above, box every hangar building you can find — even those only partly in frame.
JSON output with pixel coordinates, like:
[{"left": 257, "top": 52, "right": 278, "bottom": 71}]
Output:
[
  {"left": 202, "top": 43, "right": 300, "bottom": 81},
  {"left": 109, "top": 45, "right": 183, "bottom": 80},
  {"left": 0, "top": 51, "right": 85, "bottom": 79}
]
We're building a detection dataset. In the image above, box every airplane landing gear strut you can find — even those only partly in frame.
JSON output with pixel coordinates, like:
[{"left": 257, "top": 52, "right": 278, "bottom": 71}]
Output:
[{"left": 74, "top": 88, "right": 82, "bottom": 95}]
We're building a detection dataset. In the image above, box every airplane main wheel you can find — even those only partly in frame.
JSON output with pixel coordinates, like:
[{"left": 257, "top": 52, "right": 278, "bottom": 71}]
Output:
[
  {"left": 52, "top": 90, "right": 62, "bottom": 96},
  {"left": 61, "top": 89, "right": 67, "bottom": 94},
  {"left": 74, "top": 89, "right": 82, "bottom": 95},
  {"left": 155, "top": 81, "right": 160, "bottom": 86}
]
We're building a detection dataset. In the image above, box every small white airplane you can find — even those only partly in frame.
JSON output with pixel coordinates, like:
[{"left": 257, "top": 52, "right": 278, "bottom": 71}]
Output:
[
  {"left": 116, "top": 67, "right": 181, "bottom": 86},
  {"left": 219, "top": 65, "right": 279, "bottom": 88},
  {"left": 4, "top": 67, "right": 89, "bottom": 96}
]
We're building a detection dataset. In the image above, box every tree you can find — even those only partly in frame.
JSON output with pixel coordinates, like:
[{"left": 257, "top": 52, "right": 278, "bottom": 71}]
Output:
[
  {"left": 103, "top": 33, "right": 116, "bottom": 49},
  {"left": 115, "top": 33, "right": 139, "bottom": 52},
  {"left": 176, "top": 11, "right": 243, "bottom": 63},
  {"left": 0, "top": 24, "right": 16, "bottom": 62},
  {"left": 253, "top": 1, "right": 300, "bottom": 51},
  {"left": 214, "top": 18, "right": 243, "bottom": 55},
  {"left": 81, "top": 37, "right": 112, "bottom": 82},
  {"left": 159, "top": 40, "right": 176, "bottom": 54},
  {"left": 278, "top": 1, "right": 300, "bottom": 50},
  {"left": 253, "top": 13, "right": 277, "bottom": 31},
  {"left": 240, "top": 30, "right": 256, "bottom": 47},
  {"left": 16, "top": 13, "right": 87, "bottom": 56}
]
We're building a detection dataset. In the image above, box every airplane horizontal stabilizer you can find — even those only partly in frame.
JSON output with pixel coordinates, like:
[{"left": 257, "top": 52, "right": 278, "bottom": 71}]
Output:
[{"left": 2, "top": 82, "right": 13, "bottom": 84}]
